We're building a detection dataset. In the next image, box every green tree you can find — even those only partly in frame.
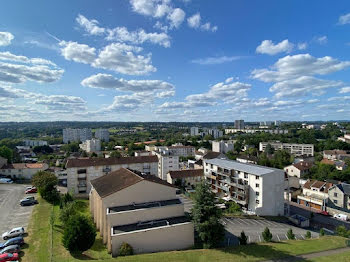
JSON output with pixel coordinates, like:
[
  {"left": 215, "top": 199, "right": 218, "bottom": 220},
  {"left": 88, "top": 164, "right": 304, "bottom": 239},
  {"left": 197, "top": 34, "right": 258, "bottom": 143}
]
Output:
[
  {"left": 60, "top": 192, "right": 74, "bottom": 207},
  {"left": 320, "top": 228, "right": 325, "bottom": 236},
  {"left": 287, "top": 228, "right": 295, "bottom": 240},
  {"left": 226, "top": 202, "right": 241, "bottom": 214},
  {"left": 305, "top": 231, "right": 311, "bottom": 239},
  {"left": 239, "top": 231, "right": 248, "bottom": 245},
  {"left": 32, "top": 171, "right": 60, "bottom": 203},
  {"left": 110, "top": 151, "right": 121, "bottom": 158},
  {"left": 62, "top": 214, "right": 96, "bottom": 253},
  {"left": 191, "top": 182, "right": 225, "bottom": 248},
  {"left": 0, "top": 145, "right": 13, "bottom": 163},
  {"left": 119, "top": 242, "right": 134, "bottom": 256},
  {"left": 265, "top": 143, "right": 274, "bottom": 155},
  {"left": 33, "top": 145, "right": 53, "bottom": 154},
  {"left": 262, "top": 227, "right": 273, "bottom": 242},
  {"left": 336, "top": 225, "right": 350, "bottom": 238},
  {"left": 59, "top": 202, "right": 78, "bottom": 224}
]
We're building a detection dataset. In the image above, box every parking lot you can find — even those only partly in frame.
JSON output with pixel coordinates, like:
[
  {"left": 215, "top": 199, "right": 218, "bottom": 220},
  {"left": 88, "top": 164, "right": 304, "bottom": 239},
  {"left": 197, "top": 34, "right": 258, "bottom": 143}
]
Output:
[
  {"left": 0, "top": 183, "right": 35, "bottom": 235},
  {"left": 223, "top": 217, "right": 319, "bottom": 243}
]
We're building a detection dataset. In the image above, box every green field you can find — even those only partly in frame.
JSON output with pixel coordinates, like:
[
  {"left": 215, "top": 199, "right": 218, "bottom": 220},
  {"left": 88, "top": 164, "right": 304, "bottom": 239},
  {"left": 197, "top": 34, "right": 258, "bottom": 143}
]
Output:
[{"left": 23, "top": 198, "right": 349, "bottom": 262}]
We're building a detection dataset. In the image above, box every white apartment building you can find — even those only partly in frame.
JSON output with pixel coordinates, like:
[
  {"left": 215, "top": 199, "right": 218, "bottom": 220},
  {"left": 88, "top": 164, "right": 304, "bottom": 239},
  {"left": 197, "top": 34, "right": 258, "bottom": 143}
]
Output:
[
  {"left": 0, "top": 162, "right": 49, "bottom": 180},
  {"left": 203, "top": 158, "right": 285, "bottom": 216},
  {"left": 212, "top": 141, "right": 234, "bottom": 154},
  {"left": 90, "top": 168, "right": 194, "bottom": 256},
  {"left": 23, "top": 140, "right": 48, "bottom": 147},
  {"left": 207, "top": 129, "right": 224, "bottom": 139},
  {"left": 79, "top": 139, "right": 101, "bottom": 153},
  {"left": 156, "top": 151, "right": 180, "bottom": 180},
  {"left": 190, "top": 127, "right": 199, "bottom": 136},
  {"left": 63, "top": 128, "right": 92, "bottom": 144},
  {"left": 259, "top": 142, "right": 314, "bottom": 156},
  {"left": 234, "top": 120, "right": 245, "bottom": 129},
  {"left": 95, "top": 129, "right": 110, "bottom": 142},
  {"left": 225, "top": 129, "right": 288, "bottom": 135},
  {"left": 66, "top": 156, "right": 158, "bottom": 195}
]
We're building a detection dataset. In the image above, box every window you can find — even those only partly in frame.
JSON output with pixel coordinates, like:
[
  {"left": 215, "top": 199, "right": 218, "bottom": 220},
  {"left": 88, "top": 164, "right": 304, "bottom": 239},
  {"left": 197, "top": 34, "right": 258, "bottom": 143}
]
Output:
[
  {"left": 256, "top": 192, "right": 259, "bottom": 196},
  {"left": 334, "top": 193, "right": 338, "bottom": 197},
  {"left": 255, "top": 175, "right": 259, "bottom": 180},
  {"left": 244, "top": 174, "right": 248, "bottom": 179},
  {"left": 256, "top": 199, "right": 259, "bottom": 204},
  {"left": 334, "top": 200, "right": 338, "bottom": 204},
  {"left": 77, "top": 169, "right": 87, "bottom": 174},
  {"left": 256, "top": 183, "right": 259, "bottom": 188}
]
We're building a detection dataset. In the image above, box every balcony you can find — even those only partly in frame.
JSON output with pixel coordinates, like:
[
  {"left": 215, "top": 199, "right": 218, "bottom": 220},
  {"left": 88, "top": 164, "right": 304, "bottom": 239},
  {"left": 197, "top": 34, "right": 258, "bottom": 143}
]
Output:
[{"left": 78, "top": 173, "right": 86, "bottom": 179}]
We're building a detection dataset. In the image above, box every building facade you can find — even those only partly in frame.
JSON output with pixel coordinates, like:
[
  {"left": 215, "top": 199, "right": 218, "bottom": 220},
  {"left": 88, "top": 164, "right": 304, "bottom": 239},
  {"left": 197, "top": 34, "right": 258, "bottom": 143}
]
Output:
[
  {"left": 0, "top": 162, "right": 49, "bottom": 180},
  {"left": 212, "top": 140, "right": 234, "bottom": 154},
  {"left": 225, "top": 129, "right": 288, "bottom": 134},
  {"left": 79, "top": 139, "right": 101, "bottom": 153},
  {"left": 190, "top": 127, "right": 199, "bottom": 136},
  {"left": 95, "top": 129, "right": 110, "bottom": 142},
  {"left": 203, "top": 158, "right": 285, "bottom": 216},
  {"left": 63, "top": 128, "right": 92, "bottom": 144},
  {"left": 66, "top": 156, "right": 158, "bottom": 195},
  {"left": 23, "top": 140, "right": 48, "bottom": 147},
  {"left": 156, "top": 152, "right": 179, "bottom": 180},
  {"left": 234, "top": 120, "right": 245, "bottom": 129},
  {"left": 259, "top": 142, "right": 314, "bottom": 156},
  {"left": 297, "top": 180, "right": 333, "bottom": 211},
  {"left": 167, "top": 169, "right": 204, "bottom": 187},
  {"left": 327, "top": 183, "right": 350, "bottom": 214}
]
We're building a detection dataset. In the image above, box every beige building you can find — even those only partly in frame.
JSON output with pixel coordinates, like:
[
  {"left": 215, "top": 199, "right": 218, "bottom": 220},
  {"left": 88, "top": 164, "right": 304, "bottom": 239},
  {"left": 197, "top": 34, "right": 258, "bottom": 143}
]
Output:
[
  {"left": 89, "top": 168, "right": 194, "bottom": 256},
  {"left": 284, "top": 162, "right": 312, "bottom": 179},
  {"left": 327, "top": 183, "right": 350, "bottom": 214},
  {"left": 167, "top": 169, "right": 204, "bottom": 187},
  {"left": 259, "top": 142, "right": 314, "bottom": 156},
  {"left": 66, "top": 156, "right": 158, "bottom": 195},
  {"left": 297, "top": 180, "right": 333, "bottom": 211},
  {"left": 0, "top": 162, "right": 48, "bottom": 180},
  {"left": 212, "top": 141, "right": 234, "bottom": 154}
]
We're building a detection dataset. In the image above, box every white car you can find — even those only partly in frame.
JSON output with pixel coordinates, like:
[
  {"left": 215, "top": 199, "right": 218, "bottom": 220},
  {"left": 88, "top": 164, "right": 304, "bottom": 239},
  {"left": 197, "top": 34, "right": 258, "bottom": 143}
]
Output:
[
  {"left": 2, "top": 227, "right": 24, "bottom": 240},
  {"left": 333, "top": 213, "right": 348, "bottom": 221},
  {"left": 0, "top": 178, "right": 13, "bottom": 184}
]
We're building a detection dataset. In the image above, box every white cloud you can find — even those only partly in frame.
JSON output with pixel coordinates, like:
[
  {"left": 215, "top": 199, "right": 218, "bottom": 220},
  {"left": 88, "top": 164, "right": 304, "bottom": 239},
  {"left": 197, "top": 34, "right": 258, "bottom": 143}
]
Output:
[
  {"left": 156, "top": 90, "right": 175, "bottom": 98},
  {"left": 33, "top": 94, "right": 87, "bottom": 111},
  {"left": 298, "top": 42, "right": 308, "bottom": 50},
  {"left": 104, "top": 93, "right": 151, "bottom": 112},
  {"left": 81, "top": 73, "right": 174, "bottom": 93},
  {"left": 316, "top": 36, "right": 328, "bottom": 45},
  {"left": 92, "top": 43, "right": 156, "bottom": 75},
  {"left": 167, "top": 8, "right": 185, "bottom": 28},
  {"left": 339, "top": 87, "right": 350, "bottom": 94},
  {"left": 256, "top": 39, "right": 294, "bottom": 55},
  {"left": 338, "top": 13, "right": 350, "bottom": 25},
  {"left": 328, "top": 96, "right": 350, "bottom": 102},
  {"left": 187, "top": 13, "right": 217, "bottom": 32},
  {"left": 76, "top": 14, "right": 105, "bottom": 35},
  {"left": 0, "top": 51, "right": 57, "bottom": 66},
  {"left": 251, "top": 54, "right": 350, "bottom": 82},
  {"left": 191, "top": 56, "right": 243, "bottom": 65},
  {"left": 59, "top": 41, "right": 96, "bottom": 64},
  {"left": 0, "top": 32, "right": 14, "bottom": 46}
]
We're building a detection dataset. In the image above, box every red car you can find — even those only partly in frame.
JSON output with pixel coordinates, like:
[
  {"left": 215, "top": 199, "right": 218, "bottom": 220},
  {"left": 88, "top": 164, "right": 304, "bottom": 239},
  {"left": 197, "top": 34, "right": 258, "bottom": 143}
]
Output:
[
  {"left": 0, "top": 253, "right": 19, "bottom": 261},
  {"left": 25, "top": 187, "right": 37, "bottom": 194},
  {"left": 320, "top": 211, "right": 330, "bottom": 216}
]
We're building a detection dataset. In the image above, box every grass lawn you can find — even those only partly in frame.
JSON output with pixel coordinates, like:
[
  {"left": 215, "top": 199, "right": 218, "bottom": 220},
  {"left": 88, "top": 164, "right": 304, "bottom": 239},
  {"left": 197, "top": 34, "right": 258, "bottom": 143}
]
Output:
[
  {"left": 23, "top": 197, "right": 349, "bottom": 262},
  {"left": 310, "top": 250, "right": 350, "bottom": 262}
]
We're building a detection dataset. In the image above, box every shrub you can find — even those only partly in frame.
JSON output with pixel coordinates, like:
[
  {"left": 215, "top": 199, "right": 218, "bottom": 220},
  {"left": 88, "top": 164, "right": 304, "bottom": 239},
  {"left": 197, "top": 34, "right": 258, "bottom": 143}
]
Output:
[
  {"left": 59, "top": 202, "right": 78, "bottom": 225},
  {"left": 336, "top": 225, "right": 350, "bottom": 238},
  {"left": 305, "top": 231, "right": 311, "bottom": 239},
  {"left": 239, "top": 231, "right": 248, "bottom": 245},
  {"left": 62, "top": 214, "right": 96, "bottom": 253},
  {"left": 61, "top": 192, "right": 74, "bottom": 206},
  {"left": 287, "top": 228, "right": 295, "bottom": 240},
  {"left": 262, "top": 227, "right": 273, "bottom": 242},
  {"left": 226, "top": 202, "right": 241, "bottom": 214},
  {"left": 119, "top": 242, "right": 134, "bottom": 256},
  {"left": 320, "top": 228, "right": 325, "bottom": 236}
]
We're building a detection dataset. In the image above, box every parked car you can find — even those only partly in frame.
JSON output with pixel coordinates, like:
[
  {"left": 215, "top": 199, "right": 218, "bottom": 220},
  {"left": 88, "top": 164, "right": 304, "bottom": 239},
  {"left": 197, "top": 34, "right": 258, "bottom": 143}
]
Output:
[
  {"left": 0, "top": 237, "right": 24, "bottom": 249},
  {"left": 20, "top": 196, "right": 38, "bottom": 206},
  {"left": 320, "top": 211, "right": 330, "bottom": 216},
  {"left": 2, "top": 227, "right": 24, "bottom": 240},
  {"left": 0, "top": 252, "right": 19, "bottom": 261},
  {"left": 0, "top": 245, "right": 20, "bottom": 255},
  {"left": 25, "top": 187, "right": 37, "bottom": 194},
  {"left": 0, "top": 179, "right": 13, "bottom": 184},
  {"left": 333, "top": 213, "right": 348, "bottom": 221}
]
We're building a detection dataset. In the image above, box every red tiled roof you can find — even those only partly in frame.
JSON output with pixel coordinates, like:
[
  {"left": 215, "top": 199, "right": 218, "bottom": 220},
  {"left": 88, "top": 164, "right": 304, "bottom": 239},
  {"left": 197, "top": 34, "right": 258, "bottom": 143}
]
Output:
[{"left": 293, "top": 161, "right": 313, "bottom": 171}]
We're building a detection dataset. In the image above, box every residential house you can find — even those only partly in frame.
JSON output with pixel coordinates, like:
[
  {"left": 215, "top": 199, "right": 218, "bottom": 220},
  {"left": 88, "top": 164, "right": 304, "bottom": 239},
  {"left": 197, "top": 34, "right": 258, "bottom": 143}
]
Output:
[
  {"left": 327, "top": 183, "right": 350, "bottom": 215},
  {"left": 297, "top": 180, "right": 333, "bottom": 211},
  {"left": 0, "top": 162, "right": 49, "bottom": 180},
  {"left": 321, "top": 159, "right": 348, "bottom": 171},
  {"left": 167, "top": 169, "right": 204, "bottom": 187},
  {"left": 323, "top": 150, "right": 348, "bottom": 160},
  {"left": 89, "top": 168, "right": 194, "bottom": 256},
  {"left": 284, "top": 162, "right": 313, "bottom": 188}
]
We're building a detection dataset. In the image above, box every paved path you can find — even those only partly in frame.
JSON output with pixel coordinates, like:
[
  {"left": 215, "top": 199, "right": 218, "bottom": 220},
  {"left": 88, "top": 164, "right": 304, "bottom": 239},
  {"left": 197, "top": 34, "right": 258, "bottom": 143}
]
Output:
[{"left": 263, "top": 247, "right": 350, "bottom": 262}]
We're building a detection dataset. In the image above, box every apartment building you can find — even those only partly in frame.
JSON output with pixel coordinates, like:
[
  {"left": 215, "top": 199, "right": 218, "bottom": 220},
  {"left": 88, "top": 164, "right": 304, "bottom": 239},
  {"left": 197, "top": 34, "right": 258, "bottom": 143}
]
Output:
[
  {"left": 63, "top": 128, "right": 92, "bottom": 144},
  {"left": 297, "top": 180, "right": 333, "bottom": 211},
  {"left": 90, "top": 168, "right": 194, "bottom": 256},
  {"left": 23, "top": 140, "right": 48, "bottom": 147},
  {"left": 203, "top": 158, "right": 285, "bottom": 216},
  {"left": 234, "top": 120, "right": 245, "bottom": 129},
  {"left": 0, "top": 162, "right": 48, "bottom": 180},
  {"left": 212, "top": 140, "right": 234, "bottom": 154},
  {"left": 95, "top": 128, "right": 110, "bottom": 142},
  {"left": 259, "top": 142, "right": 314, "bottom": 156},
  {"left": 167, "top": 145, "right": 195, "bottom": 157},
  {"left": 190, "top": 127, "right": 199, "bottom": 136},
  {"left": 65, "top": 156, "right": 158, "bottom": 194},
  {"left": 225, "top": 129, "right": 288, "bottom": 134},
  {"left": 167, "top": 169, "right": 204, "bottom": 187},
  {"left": 328, "top": 183, "right": 350, "bottom": 215},
  {"left": 79, "top": 139, "right": 101, "bottom": 153},
  {"left": 207, "top": 129, "right": 224, "bottom": 139},
  {"left": 155, "top": 151, "right": 179, "bottom": 180}
]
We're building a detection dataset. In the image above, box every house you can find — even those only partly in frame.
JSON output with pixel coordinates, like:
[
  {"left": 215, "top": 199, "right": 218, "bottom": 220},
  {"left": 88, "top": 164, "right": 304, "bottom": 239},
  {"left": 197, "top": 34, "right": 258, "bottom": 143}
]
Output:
[
  {"left": 167, "top": 169, "right": 204, "bottom": 187},
  {"left": 66, "top": 156, "right": 158, "bottom": 195},
  {"left": 0, "top": 162, "right": 49, "bottom": 180},
  {"left": 320, "top": 159, "right": 348, "bottom": 171},
  {"left": 327, "top": 183, "right": 350, "bottom": 215},
  {"left": 297, "top": 180, "right": 333, "bottom": 211},
  {"left": 259, "top": 142, "right": 314, "bottom": 156},
  {"left": 89, "top": 168, "right": 194, "bottom": 256},
  {"left": 323, "top": 150, "right": 348, "bottom": 161},
  {"left": 284, "top": 162, "right": 313, "bottom": 178},
  {"left": 203, "top": 158, "right": 285, "bottom": 216}
]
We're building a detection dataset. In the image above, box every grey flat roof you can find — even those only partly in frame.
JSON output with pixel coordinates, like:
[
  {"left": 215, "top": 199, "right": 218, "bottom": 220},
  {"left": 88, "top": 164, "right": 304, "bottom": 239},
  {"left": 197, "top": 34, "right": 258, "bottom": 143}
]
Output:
[
  {"left": 112, "top": 216, "right": 190, "bottom": 235},
  {"left": 108, "top": 199, "right": 181, "bottom": 213},
  {"left": 205, "top": 158, "right": 283, "bottom": 176}
]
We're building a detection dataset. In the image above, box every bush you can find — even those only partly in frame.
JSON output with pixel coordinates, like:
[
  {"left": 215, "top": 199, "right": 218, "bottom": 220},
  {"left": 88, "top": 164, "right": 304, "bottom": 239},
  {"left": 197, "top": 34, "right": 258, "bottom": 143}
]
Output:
[
  {"left": 287, "top": 228, "right": 295, "bottom": 240},
  {"left": 239, "top": 231, "right": 248, "bottom": 245},
  {"left": 336, "top": 225, "right": 350, "bottom": 238},
  {"left": 262, "top": 227, "right": 273, "bottom": 242},
  {"left": 59, "top": 202, "right": 78, "bottom": 225},
  {"left": 320, "top": 228, "right": 325, "bottom": 236},
  {"left": 119, "top": 242, "right": 134, "bottom": 256},
  {"left": 226, "top": 202, "right": 241, "bottom": 214},
  {"left": 61, "top": 192, "right": 74, "bottom": 207},
  {"left": 305, "top": 231, "right": 311, "bottom": 239},
  {"left": 62, "top": 214, "right": 96, "bottom": 253}
]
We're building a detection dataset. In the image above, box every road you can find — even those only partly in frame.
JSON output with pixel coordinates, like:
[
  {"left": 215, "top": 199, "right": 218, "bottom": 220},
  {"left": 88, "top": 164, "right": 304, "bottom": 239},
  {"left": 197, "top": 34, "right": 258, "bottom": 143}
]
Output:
[{"left": 0, "top": 184, "right": 35, "bottom": 237}]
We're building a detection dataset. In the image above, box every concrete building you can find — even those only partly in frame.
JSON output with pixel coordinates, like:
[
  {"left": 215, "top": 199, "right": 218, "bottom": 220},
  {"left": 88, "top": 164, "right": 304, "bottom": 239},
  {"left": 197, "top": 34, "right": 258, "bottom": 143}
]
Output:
[
  {"left": 89, "top": 168, "right": 194, "bottom": 256},
  {"left": 234, "top": 120, "right": 245, "bottom": 129},
  {"left": 297, "top": 180, "right": 333, "bottom": 211},
  {"left": 203, "top": 158, "right": 285, "bottom": 216},
  {"left": 23, "top": 140, "right": 48, "bottom": 147},
  {"left": 207, "top": 129, "right": 223, "bottom": 139},
  {"left": 79, "top": 139, "right": 101, "bottom": 153},
  {"left": 65, "top": 156, "right": 158, "bottom": 195},
  {"left": 190, "top": 127, "right": 199, "bottom": 136},
  {"left": 236, "top": 155, "right": 258, "bottom": 165},
  {"left": 95, "top": 129, "right": 110, "bottom": 142},
  {"left": 327, "top": 183, "right": 350, "bottom": 215},
  {"left": 212, "top": 140, "right": 234, "bottom": 154},
  {"left": 155, "top": 151, "right": 179, "bottom": 180},
  {"left": 0, "top": 162, "right": 48, "bottom": 180},
  {"left": 323, "top": 150, "right": 350, "bottom": 161},
  {"left": 167, "top": 145, "right": 195, "bottom": 157},
  {"left": 225, "top": 129, "right": 288, "bottom": 135},
  {"left": 259, "top": 142, "right": 314, "bottom": 156},
  {"left": 167, "top": 169, "right": 204, "bottom": 187},
  {"left": 63, "top": 128, "right": 92, "bottom": 144},
  {"left": 338, "top": 134, "right": 350, "bottom": 144},
  {"left": 134, "top": 151, "right": 153, "bottom": 157}
]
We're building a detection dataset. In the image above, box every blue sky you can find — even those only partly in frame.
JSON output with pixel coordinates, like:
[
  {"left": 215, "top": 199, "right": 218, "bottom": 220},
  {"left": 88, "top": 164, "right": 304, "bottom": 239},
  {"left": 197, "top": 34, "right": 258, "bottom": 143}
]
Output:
[{"left": 0, "top": 0, "right": 350, "bottom": 122}]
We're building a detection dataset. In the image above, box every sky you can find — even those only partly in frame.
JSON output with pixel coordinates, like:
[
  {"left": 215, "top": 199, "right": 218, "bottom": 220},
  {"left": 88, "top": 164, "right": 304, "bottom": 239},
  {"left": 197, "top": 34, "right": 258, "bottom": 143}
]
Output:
[{"left": 0, "top": 0, "right": 350, "bottom": 122}]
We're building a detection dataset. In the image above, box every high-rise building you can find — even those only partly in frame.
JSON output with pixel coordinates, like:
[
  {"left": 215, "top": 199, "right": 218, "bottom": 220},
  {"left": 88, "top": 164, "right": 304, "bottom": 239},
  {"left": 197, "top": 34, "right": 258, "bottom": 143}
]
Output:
[
  {"left": 63, "top": 128, "right": 92, "bottom": 144},
  {"left": 95, "top": 128, "right": 110, "bottom": 142},
  {"left": 190, "top": 127, "right": 199, "bottom": 136},
  {"left": 234, "top": 120, "right": 245, "bottom": 129},
  {"left": 212, "top": 140, "right": 234, "bottom": 154},
  {"left": 79, "top": 139, "right": 101, "bottom": 153},
  {"left": 207, "top": 129, "right": 224, "bottom": 139}
]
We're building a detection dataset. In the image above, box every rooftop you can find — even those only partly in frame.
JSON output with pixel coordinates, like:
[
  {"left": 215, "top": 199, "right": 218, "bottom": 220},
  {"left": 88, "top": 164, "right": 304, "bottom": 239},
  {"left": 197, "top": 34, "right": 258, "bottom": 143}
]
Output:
[
  {"left": 112, "top": 216, "right": 190, "bottom": 235},
  {"left": 1, "top": 163, "right": 46, "bottom": 170},
  {"left": 108, "top": 198, "right": 181, "bottom": 213},
  {"left": 205, "top": 158, "right": 283, "bottom": 176},
  {"left": 168, "top": 169, "right": 203, "bottom": 179}
]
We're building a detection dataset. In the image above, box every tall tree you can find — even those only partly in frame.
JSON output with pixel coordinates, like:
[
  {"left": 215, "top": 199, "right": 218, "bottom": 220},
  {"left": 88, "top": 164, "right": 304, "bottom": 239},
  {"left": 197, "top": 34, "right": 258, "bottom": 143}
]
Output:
[
  {"left": 191, "top": 182, "right": 225, "bottom": 248},
  {"left": 0, "top": 145, "right": 13, "bottom": 163}
]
